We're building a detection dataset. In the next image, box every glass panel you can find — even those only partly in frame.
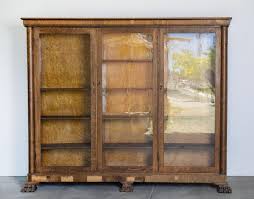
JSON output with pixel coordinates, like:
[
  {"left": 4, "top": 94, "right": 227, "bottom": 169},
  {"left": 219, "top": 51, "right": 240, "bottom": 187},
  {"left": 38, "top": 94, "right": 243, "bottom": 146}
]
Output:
[
  {"left": 42, "top": 149, "right": 91, "bottom": 166},
  {"left": 41, "top": 34, "right": 90, "bottom": 88},
  {"left": 164, "top": 33, "right": 216, "bottom": 167},
  {"left": 103, "top": 90, "right": 152, "bottom": 114},
  {"left": 102, "top": 63, "right": 152, "bottom": 88},
  {"left": 40, "top": 33, "right": 92, "bottom": 168},
  {"left": 41, "top": 120, "right": 91, "bottom": 144},
  {"left": 103, "top": 33, "right": 152, "bottom": 60},
  {"left": 41, "top": 91, "right": 90, "bottom": 116},
  {"left": 164, "top": 147, "right": 214, "bottom": 167},
  {"left": 104, "top": 118, "right": 153, "bottom": 143},
  {"left": 102, "top": 33, "right": 153, "bottom": 167}
]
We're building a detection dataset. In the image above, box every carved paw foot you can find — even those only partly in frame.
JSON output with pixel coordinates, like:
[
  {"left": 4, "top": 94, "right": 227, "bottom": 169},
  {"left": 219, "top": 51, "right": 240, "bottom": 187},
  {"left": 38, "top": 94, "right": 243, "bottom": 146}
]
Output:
[
  {"left": 21, "top": 183, "right": 37, "bottom": 192},
  {"left": 216, "top": 184, "right": 232, "bottom": 193},
  {"left": 120, "top": 182, "right": 134, "bottom": 192}
]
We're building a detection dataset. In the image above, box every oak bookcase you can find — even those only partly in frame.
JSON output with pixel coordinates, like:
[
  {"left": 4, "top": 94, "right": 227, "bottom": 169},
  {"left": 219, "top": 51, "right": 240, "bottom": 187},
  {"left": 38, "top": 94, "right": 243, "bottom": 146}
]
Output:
[{"left": 21, "top": 18, "right": 231, "bottom": 193}]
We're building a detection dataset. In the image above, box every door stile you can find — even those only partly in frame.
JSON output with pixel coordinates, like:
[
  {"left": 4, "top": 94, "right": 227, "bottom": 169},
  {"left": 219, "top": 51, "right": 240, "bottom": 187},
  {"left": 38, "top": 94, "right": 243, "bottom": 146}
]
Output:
[
  {"left": 214, "top": 28, "right": 222, "bottom": 173},
  {"left": 90, "top": 29, "right": 97, "bottom": 171},
  {"left": 220, "top": 26, "right": 228, "bottom": 175},
  {"left": 96, "top": 29, "right": 103, "bottom": 171},
  {"left": 158, "top": 28, "right": 165, "bottom": 171},
  {"left": 152, "top": 28, "right": 159, "bottom": 173}
]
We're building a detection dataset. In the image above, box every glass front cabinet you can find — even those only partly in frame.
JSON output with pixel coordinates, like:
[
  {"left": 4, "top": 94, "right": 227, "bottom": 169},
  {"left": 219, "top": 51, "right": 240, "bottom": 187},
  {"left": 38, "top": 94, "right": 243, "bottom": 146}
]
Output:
[{"left": 21, "top": 18, "right": 231, "bottom": 193}]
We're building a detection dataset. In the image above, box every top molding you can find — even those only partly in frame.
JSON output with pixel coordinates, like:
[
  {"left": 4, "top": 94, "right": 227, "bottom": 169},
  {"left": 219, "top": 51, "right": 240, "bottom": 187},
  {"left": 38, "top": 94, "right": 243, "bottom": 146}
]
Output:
[{"left": 21, "top": 17, "right": 232, "bottom": 27}]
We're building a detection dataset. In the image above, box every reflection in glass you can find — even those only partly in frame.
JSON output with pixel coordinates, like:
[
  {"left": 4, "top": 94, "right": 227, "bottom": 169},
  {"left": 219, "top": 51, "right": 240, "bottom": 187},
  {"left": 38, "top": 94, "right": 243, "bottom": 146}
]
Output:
[
  {"left": 103, "top": 33, "right": 153, "bottom": 60},
  {"left": 164, "top": 33, "right": 216, "bottom": 167}
]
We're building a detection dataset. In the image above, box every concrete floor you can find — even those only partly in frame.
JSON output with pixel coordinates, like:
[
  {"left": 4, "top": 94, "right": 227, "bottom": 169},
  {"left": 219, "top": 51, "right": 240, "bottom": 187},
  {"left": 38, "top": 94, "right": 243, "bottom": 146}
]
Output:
[{"left": 0, "top": 177, "right": 253, "bottom": 199}]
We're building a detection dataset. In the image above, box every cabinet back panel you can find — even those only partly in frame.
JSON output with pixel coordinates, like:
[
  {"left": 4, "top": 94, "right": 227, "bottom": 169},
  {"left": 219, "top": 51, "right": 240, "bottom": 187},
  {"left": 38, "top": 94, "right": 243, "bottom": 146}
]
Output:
[
  {"left": 104, "top": 148, "right": 152, "bottom": 167},
  {"left": 102, "top": 63, "right": 152, "bottom": 88},
  {"left": 41, "top": 91, "right": 90, "bottom": 116},
  {"left": 40, "top": 34, "right": 90, "bottom": 88},
  {"left": 103, "top": 90, "right": 152, "bottom": 114},
  {"left": 41, "top": 120, "right": 91, "bottom": 144},
  {"left": 164, "top": 146, "right": 214, "bottom": 167},
  {"left": 42, "top": 149, "right": 91, "bottom": 167},
  {"left": 104, "top": 118, "right": 152, "bottom": 143}
]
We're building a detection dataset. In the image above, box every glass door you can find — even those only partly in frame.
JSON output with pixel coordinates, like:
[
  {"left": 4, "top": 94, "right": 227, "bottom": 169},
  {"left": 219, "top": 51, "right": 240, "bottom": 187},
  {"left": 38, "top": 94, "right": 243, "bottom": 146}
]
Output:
[
  {"left": 33, "top": 28, "right": 96, "bottom": 172},
  {"left": 98, "top": 29, "right": 158, "bottom": 172},
  {"left": 159, "top": 28, "right": 221, "bottom": 173}
]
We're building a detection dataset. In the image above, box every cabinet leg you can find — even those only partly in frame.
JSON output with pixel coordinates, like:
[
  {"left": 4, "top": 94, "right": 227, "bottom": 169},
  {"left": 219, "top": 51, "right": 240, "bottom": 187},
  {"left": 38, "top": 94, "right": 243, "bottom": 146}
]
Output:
[
  {"left": 21, "top": 182, "right": 38, "bottom": 192},
  {"left": 119, "top": 182, "right": 134, "bottom": 192},
  {"left": 216, "top": 183, "right": 232, "bottom": 193}
]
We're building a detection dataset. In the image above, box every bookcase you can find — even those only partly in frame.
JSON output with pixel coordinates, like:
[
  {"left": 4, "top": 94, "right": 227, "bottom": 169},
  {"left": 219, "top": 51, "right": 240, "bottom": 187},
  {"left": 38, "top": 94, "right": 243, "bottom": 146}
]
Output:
[{"left": 21, "top": 18, "right": 231, "bottom": 193}]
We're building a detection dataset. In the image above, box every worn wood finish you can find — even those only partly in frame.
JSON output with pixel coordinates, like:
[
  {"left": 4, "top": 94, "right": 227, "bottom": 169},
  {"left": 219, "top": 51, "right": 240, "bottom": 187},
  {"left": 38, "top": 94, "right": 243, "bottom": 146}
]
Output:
[
  {"left": 22, "top": 18, "right": 231, "bottom": 193},
  {"left": 22, "top": 18, "right": 231, "bottom": 27},
  {"left": 28, "top": 173, "right": 226, "bottom": 183}
]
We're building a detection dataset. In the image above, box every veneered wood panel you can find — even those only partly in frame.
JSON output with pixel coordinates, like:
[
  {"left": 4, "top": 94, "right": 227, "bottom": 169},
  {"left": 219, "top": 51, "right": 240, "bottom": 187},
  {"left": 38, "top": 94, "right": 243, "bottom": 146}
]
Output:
[
  {"left": 42, "top": 149, "right": 91, "bottom": 166},
  {"left": 41, "top": 34, "right": 90, "bottom": 88},
  {"left": 41, "top": 120, "right": 91, "bottom": 144},
  {"left": 41, "top": 91, "right": 90, "bottom": 116},
  {"left": 104, "top": 148, "right": 152, "bottom": 166},
  {"left": 104, "top": 118, "right": 152, "bottom": 143}
]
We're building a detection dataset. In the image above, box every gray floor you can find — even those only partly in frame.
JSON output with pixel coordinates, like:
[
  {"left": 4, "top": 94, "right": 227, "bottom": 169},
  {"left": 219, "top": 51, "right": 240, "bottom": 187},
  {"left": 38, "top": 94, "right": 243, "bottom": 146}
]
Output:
[{"left": 1, "top": 177, "right": 253, "bottom": 199}]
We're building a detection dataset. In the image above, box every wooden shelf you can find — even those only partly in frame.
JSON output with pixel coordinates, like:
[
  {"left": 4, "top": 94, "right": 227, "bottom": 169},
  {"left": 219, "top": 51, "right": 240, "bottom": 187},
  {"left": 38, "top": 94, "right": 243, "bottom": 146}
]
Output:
[
  {"left": 164, "top": 132, "right": 214, "bottom": 145},
  {"left": 102, "top": 59, "right": 152, "bottom": 63},
  {"left": 164, "top": 115, "right": 214, "bottom": 120},
  {"left": 41, "top": 116, "right": 91, "bottom": 120},
  {"left": 103, "top": 113, "right": 151, "bottom": 119},
  {"left": 164, "top": 143, "right": 214, "bottom": 149},
  {"left": 41, "top": 88, "right": 90, "bottom": 92},
  {"left": 103, "top": 143, "right": 152, "bottom": 149},
  {"left": 102, "top": 88, "right": 152, "bottom": 91},
  {"left": 41, "top": 143, "right": 91, "bottom": 149}
]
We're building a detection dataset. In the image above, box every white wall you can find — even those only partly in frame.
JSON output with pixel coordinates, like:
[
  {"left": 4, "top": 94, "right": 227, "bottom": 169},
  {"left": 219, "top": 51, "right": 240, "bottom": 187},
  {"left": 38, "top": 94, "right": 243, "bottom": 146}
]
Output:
[{"left": 0, "top": 0, "right": 253, "bottom": 176}]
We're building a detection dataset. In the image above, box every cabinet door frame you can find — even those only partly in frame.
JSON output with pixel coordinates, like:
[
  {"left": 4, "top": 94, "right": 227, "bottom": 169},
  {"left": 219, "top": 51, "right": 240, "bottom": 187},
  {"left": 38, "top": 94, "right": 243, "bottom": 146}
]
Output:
[
  {"left": 97, "top": 28, "right": 159, "bottom": 172},
  {"left": 32, "top": 27, "right": 97, "bottom": 173},
  {"left": 158, "top": 27, "right": 222, "bottom": 173}
]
